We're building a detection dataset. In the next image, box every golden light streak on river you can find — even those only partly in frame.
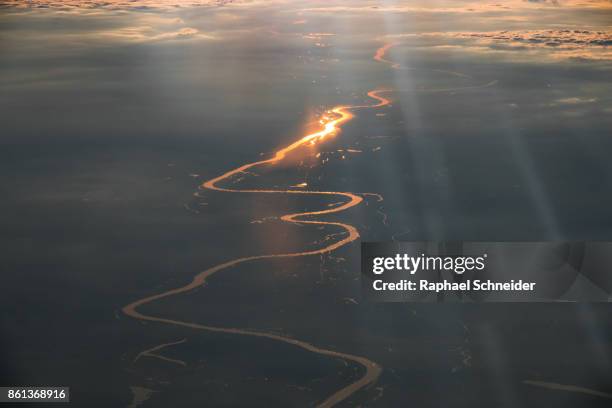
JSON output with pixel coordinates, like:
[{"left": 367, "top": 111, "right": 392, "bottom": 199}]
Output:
[
  {"left": 123, "top": 89, "right": 391, "bottom": 407},
  {"left": 374, "top": 42, "right": 400, "bottom": 69}
]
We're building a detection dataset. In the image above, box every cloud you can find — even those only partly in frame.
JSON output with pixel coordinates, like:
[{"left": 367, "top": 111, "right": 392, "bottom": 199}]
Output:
[
  {"left": 524, "top": 0, "right": 559, "bottom": 5},
  {"left": 97, "top": 25, "right": 212, "bottom": 42},
  {"left": 453, "top": 30, "right": 612, "bottom": 60},
  {"left": 553, "top": 97, "right": 598, "bottom": 105},
  {"left": 0, "top": 10, "right": 216, "bottom": 45},
  {"left": 454, "top": 30, "right": 612, "bottom": 47},
  {"left": 0, "top": 0, "right": 234, "bottom": 10},
  {"left": 542, "top": 96, "right": 600, "bottom": 115},
  {"left": 389, "top": 29, "right": 612, "bottom": 61},
  {"left": 296, "top": 0, "right": 612, "bottom": 14},
  {"left": 4, "top": 0, "right": 612, "bottom": 12}
]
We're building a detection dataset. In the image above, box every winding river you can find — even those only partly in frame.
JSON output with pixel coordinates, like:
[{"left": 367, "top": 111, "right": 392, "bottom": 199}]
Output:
[{"left": 123, "top": 89, "right": 391, "bottom": 406}]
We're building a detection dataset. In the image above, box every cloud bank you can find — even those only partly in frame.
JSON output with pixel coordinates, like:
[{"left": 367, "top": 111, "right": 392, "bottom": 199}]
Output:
[
  {"left": 390, "top": 29, "right": 612, "bottom": 61},
  {"left": 0, "top": 0, "right": 234, "bottom": 10}
]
